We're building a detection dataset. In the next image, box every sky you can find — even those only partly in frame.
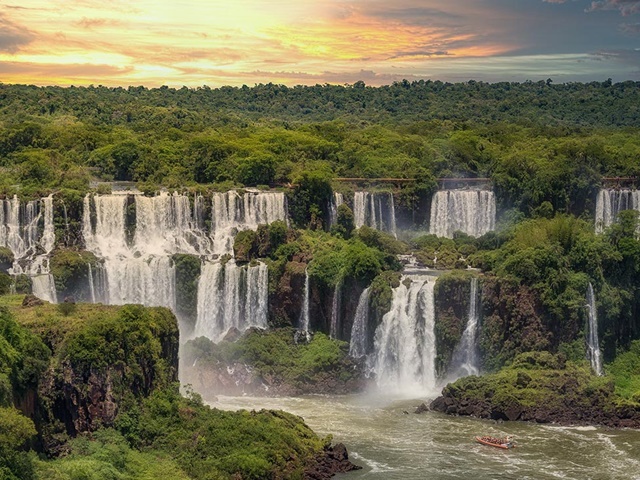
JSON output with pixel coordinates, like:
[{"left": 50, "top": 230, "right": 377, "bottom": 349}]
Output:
[{"left": 0, "top": 0, "right": 639, "bottom": 87}]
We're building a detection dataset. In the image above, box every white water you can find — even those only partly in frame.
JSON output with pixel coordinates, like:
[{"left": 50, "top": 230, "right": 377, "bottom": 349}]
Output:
[
  {"left": 211, "top": 190, "right": 287, "bottom": 255},
  {"left": 329, "top": 192, "right": 344, "bottom": 227},
  {"left": 330, "top": 280, "right": 341, "bottom": 339},
  {"left": 595, "top": 189, "right": 640, "bottom": 234},
  {"left": 299, "top": 269, "right": 310, "bottom": 334},
  {"left": 0, "top": 194, "right": 57, "bottom": 303},
  {"left": 349, "top": 287, "right": 371, "bottom": 358},
  {"left": 429, "top": 189, "right": 496, "bottom": 238},
  {"left": 373, "top": 275, "right": 437, "bottom": 396},
  {"left": 193, "top": 260, "right": 268, "bottom": 342},
  {"left": 586, "top": 283, "right": 603, "bottom": 376},
  {"left": 448, "top": 277, "right": 481, "bottom": 379},
  {"left": 82, "top": 190, "right": 284, "bottom": 343},
  {"left": 353, "top": 192, "right": 397, "bottom": 237}
]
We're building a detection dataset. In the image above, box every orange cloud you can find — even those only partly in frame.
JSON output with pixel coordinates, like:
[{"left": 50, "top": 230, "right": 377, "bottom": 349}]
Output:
[{"left": 0, "top": 0, "right": 636, "bottom": 86}]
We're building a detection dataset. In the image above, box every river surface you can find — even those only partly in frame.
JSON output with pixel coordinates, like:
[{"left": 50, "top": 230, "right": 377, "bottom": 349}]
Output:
[{"left": 212, "top": 394, "right": 640, "bottom": 480}]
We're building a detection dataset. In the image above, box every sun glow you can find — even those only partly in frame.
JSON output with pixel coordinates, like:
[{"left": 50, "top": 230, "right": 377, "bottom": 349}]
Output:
[{"left": 0, "top": 0, "right": 636, "bottom": 86}]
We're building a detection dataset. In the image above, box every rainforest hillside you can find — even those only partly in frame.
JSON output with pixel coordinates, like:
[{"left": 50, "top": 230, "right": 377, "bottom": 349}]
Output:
[{"left": 0, "top": 81, "right": 639, "bottom": 221}]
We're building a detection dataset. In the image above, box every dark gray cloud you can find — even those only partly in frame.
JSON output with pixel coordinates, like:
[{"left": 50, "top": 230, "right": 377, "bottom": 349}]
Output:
[{"left": 0, "top": 14, "right": 34, "bottom": 53}]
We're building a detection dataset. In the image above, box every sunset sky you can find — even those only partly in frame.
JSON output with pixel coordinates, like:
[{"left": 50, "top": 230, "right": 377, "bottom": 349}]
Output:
[{"left": 1, "top": 0, "right": 639, "bottom": 87}]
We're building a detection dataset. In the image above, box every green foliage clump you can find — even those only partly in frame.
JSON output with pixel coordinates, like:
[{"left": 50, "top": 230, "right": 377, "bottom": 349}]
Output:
[
  {"left": 117, "top": 385, "right": 325, "bottom": 480},
  {"left": 440, "top": 351, "right": 618, "bottom": 422},
  {"left": 0, "top": 407, "right": 37, "bottom": 480},
  {"left": 433, "top": 271, "right": 476, "bottom": 374},
  {"left": 63, "top": 305, "right": 177, "bottom": 394},
  {"left": 607, "top": 340, "right": 640, "bottom": 404},
  {"left": 0, "top": 307, "right": 50, "bottom": 404},
  {"left": 34, "top": 428, "right": 189, "bottom": 480},
  {"left": 288, "top": 170, "right": 333, "bottom": 229},
  {"left": 49, "top": 249, "right": 99, "bottom": 299},
  {"left": 185, "top": 328, "right": 357, "bottom": 391},
  {"left": 368, "top": 271, "right": 401, "bottom": 325},
  {"left": 0, "top": 248, "right": 14, "bottom": 273},
  {"left": 332, "top": 203, "right": 355, "bottom": 239}
]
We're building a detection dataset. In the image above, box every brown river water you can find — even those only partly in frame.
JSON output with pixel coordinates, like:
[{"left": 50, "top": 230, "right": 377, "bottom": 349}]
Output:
[{"left": 212, "top": 394, "right": 640, "bottom": 480}]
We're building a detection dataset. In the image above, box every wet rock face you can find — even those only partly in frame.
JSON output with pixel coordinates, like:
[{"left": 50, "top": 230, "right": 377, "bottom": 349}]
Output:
[{"left": 42, "top": 364, "right": 119, "bottom": 436}]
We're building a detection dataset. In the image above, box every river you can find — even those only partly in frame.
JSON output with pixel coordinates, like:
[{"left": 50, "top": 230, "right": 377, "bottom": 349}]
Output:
[{"left": 212, "top": 394, "right": 640, "bottom": 480}]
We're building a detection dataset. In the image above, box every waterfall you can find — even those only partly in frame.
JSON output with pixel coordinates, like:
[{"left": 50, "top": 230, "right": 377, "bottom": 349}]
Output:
[
  {"left": 0, "top": 195, "right": 57, "bottom": 303},
  {"left": 211, "top": 190, "right": 287, "bottom": 255},
  {"left": 349, "top": 288, "right": 371, "bottom": 358},
  {"left": 448, "top": 278, "right": 481, "bottom": 379},
  {"left": 429, "top": 189, "right": 496, "bottom": 238},
  {"left": 83, "top": 194, "right": 176, "bottom": 308},
  {"left": 353, "top": 191, "right": 397, "bottom": 235},
  {"left": 299, "top": 269, "right": 310, "bottom": 334},
  {"left": 586, "top": 283, "right": 603, "bottom": 376},
  {"left": 329, "top": 192, "right": 344, "bottom": 227},
  {"left": 134, "top": 191, "right": 211, "bottom": 256},
  {"left": 389, "top": 193, "right": 397, "bottom": 238},
  {"left": 373, "top": 274, "right": 437, "bottom": 395},
  {"left": 83, "top": 190, "right": 285, "bottom": 344},
  {"left": 194, "top": 260, "right": 268, "bottom": 342},
  {"left": 595, "top": 189, "right": 640, "bottom": 234},
  {"left": 330, "top": 280, "right": 341, "bottom": 339}
]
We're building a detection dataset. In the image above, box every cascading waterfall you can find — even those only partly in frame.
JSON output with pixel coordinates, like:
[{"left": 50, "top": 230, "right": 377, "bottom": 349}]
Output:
[
  {"left": 329, "top": 192, "right": 344, "bottom": 227},
  {"left": 595, "top": 189, "right": 640, "bottom": 234},
  {"left": 373, "top": 275, "right": 437, "bottom": 395},
  {"left": 330, "top": 280, "right": 341, "bottom": 339},
  {"left": 586, "top": 283, "right": 603, "bottom": 376},
  {"left": 211, "top": 190, "right": 287, "bottom": 255},
  {"left": 193, "top": 260, "right": 268, "bottom": 342},
  {"left": 299, "top": 269, "right": 310, "bottom": 334},
  {"left": 0, "top": 194, "right": 57, "bottom": 303},
  {"left": 349, "top": 288, "right": 371, "bottom": 358},
  {"left": 82, "top": 190, "right": 285, "bottom": 343},
  {"left": 429, "top": 189, "right": 496, "bottom": 238},
  {"left": 134, "top": 191, "right": 211, "bottom": 256},
  {"left": 448, "top": 278, "right": 481, "bottom": 379},
  {"left": 353, "top": 191, "right": 397, "bottom": 236}
]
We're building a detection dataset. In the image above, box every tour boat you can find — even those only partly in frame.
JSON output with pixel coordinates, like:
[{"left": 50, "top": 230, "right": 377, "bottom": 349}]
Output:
[{"left": 475, "top": 436, "right": 515, "bottom": 449}]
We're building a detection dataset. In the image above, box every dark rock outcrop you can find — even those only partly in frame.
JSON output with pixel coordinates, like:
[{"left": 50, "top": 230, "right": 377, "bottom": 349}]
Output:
[{"left": 304, "top": 443, "right": 361, "bottom": 479}]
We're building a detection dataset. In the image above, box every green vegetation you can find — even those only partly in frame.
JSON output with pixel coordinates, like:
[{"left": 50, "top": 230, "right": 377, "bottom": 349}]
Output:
[
  {"left": 184, "top": 328, "right": 362, "bottom": 393},
  {"left": 50, "top": 249, "right": 99, "bottom": 300},
  {"left": 0, "top": 297, "right": 334, "bottom": 479},
  {"left": 607, "top": 340, "right": 640, "bottom": 403},
  {"left": 437, "top": 351, "right": 621, "bottom": 423},
  {"left": 1, "top": 82, "right": 640, "bottom": 226}
]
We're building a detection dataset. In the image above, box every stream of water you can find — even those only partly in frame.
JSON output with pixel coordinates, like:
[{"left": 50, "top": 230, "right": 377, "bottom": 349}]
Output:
[{"left": 212, "top": 394, "right": 640, "bottom": 480}]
